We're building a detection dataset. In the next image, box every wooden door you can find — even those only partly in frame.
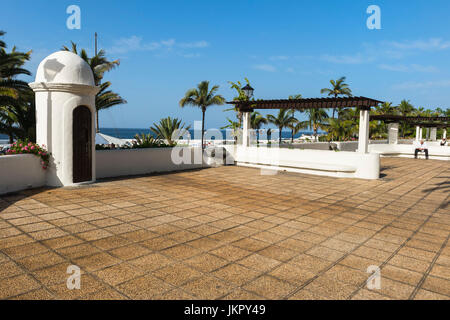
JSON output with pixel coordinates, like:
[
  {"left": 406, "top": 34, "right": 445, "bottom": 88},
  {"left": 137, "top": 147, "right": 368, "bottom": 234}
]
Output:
[{"left": 73, "top": 106, "right": 92, "bottom": 183}]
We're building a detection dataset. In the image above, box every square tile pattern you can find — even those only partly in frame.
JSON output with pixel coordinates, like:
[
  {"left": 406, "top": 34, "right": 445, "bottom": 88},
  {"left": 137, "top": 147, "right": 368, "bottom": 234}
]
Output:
[{"left": 0, "top": 158, "right": 448, "bottom": 300}]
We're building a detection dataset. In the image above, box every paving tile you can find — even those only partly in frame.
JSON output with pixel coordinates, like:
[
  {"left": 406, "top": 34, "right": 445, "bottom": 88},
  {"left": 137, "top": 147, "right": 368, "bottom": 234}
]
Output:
[
  {"left": 3, "top": 242, "right": 49, "bottom": 260},
  {"left": 49, "top": 274, "right": 107, "bottom": 299},
  {"left": 243, "top": 275, "right": 296, "bottom": 299},
  {"left": 128, "top": 253, "right": 172, "bottom": 272},
  {"left": 237, "top": 253, "right": 281, "bottom": 272},
  {"left": 185, "top": 253, "right": 229, "bottom": 272},
  {"left": 268, "top": 263, "right": 316, "bottom": 286},
  {"left": 73, "top": 252, "right": 120, "bottom": 272},
  {"left": 109, "top": 243, "right": 151, "bottom": 261},
  {"left": 181, "top": 275, "right": 234, "bottom": 299},
  {"left": 0, "top": 274, "right": 41, "bottom": 299},
  {"left": 94, "top": 262, "right": 144, "bottom": 286},
  {"left": 1, "top": 158, "right": 448, "bottom": 300},
  {"left": 153, "top": 262, "right": 202, "bottom": 286},
  {"left": 0, "top": 261, "right": 25, "bottom": 279},
  {"left": 421, "top": 275, "right": 450, "bottom": 296},
  {"left": 18, "top": 251, "right": 66, "bottom": 271},
  {"left": 213, "top": 263, "right": 261, "bottom": 286},
  {"left": 413, "top": 289, "right": 450, "bottom": 300}
]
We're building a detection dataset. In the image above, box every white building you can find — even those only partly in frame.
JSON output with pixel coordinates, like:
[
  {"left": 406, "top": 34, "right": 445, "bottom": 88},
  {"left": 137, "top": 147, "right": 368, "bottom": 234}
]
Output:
[{"left": 29, "top": 51, "right": 99, "bottom": 186}]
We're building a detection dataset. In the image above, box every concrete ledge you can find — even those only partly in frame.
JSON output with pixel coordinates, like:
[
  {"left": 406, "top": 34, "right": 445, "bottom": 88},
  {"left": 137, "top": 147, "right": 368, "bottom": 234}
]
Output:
[
  {"left": 96, "top": 147, "right": 208, "bottom": 179},
  {"left": 233, "top": 146, "right": 380, "bottom": 179},
  {"left": 0, "top": 154, "right": 46, "bottom": 195},
  {"left": 369, "top": 144, "right": 450, "bottom": 161}
]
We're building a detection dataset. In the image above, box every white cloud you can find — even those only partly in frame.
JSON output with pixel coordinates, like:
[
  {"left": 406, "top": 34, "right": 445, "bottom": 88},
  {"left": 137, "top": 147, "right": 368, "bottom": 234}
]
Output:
[
  {"left": 180, "top": 53, "right": 202, "bottom": 58},
  {"left": 320, "top": 53, "right": 374, "bottom": 64},
  {"left": 179, "top": 40, "right": 209, "bottom": 48},
  {"left": 269, "top": 55, "right": 289, "bottom": 61},
  {"left": 108, "top": 36, "right": 208, "bottom": 55},
  {"left": 379, "top": 64, "right": 438, "bottom": 73},
  {"left": 393, "top": 80, "right": 450, "bottom": 90},
  {"left": 387, "top": 38, "right": 450, "bottom": 51},
  {"left": 285, "top": 67, "right": 295, "bottom": 73},
  {"left": 253, "top": 64, "right": 276, "bottom": 72}
]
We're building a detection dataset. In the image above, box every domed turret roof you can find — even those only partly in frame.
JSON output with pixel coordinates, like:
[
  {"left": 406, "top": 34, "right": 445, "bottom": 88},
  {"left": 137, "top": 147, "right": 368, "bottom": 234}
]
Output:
[{"left": 35, "top": 51, "right": 95, "bottom": 86}]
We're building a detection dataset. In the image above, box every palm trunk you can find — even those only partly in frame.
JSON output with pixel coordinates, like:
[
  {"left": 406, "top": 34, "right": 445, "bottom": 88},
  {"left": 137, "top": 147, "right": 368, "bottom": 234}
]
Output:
[
  {"left": 201, "top": 108, "right": 205, "bottom": 150},
  {"left": 291, "top": 128, "right": 294, "bottom": 143},
  {"left": 96, "top": 109, "right": 100, "bottom": 133},
  {"left": 279, "top": 126, "right": 282, "bottom": 144}
]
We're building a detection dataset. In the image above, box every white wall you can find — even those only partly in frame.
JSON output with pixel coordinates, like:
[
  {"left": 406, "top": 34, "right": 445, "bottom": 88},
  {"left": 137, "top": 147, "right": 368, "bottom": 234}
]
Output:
[
  {"left": 96, "top": 147, "right": 211, "bottom": 179},
  {"left": 0, "top": 155, "right": 46, "bottom": 195},
  {"left": 232, "top": 146, "right": 380, "bottom": 179},
  {"left": 279, "top": 140, "right": 387, "bottom": 152},
  {"left": 369, "top": 144, "right": 450, "bottom": 160}
]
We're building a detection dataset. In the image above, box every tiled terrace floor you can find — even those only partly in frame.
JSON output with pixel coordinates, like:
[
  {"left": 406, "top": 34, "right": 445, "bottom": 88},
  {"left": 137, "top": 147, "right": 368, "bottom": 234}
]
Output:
[{"left": 0, "top": 158, "right": 449, "bottom": 300}]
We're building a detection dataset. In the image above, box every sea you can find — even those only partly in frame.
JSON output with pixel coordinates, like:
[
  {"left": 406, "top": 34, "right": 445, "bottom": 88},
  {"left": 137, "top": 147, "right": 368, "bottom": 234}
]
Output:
[
  {"left": 0, "top": 128, "right": 323, "bottom": 144},
  {"left": 98, "top": 128, "right": 320, "bottom": 140}
]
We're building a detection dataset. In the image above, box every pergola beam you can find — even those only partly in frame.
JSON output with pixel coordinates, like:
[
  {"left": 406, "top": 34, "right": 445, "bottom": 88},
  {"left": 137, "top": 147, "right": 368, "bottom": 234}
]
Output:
[
  {"left": 369, "top": 115, "right": 450, "bottom": 123},
  {"left": 227, "top": 96, "right": 383, "bottom": 112}
]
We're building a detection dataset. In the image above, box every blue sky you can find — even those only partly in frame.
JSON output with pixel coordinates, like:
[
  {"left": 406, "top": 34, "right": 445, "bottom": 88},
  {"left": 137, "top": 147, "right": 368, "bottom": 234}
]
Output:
[{"left": 2, "top": 0, "right": 450, "bottom": 129}]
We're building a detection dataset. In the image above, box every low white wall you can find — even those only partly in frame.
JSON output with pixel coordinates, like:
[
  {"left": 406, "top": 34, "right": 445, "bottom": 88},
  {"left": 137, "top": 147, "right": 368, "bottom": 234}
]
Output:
[
  {"left": 232, "top": 146, "right": 380, "bottom": 179},
  {"left": 279, "top": 140, "right": 387, "bottom": 152},
  {"left": 369, "top": 144, "right": 450, "bottom": 160},
  {"left": 0, "top": 154, "right": 46, "bottom": 195},
  {"left": 96, "top": 147, "right": 212, "bottom": 179}
]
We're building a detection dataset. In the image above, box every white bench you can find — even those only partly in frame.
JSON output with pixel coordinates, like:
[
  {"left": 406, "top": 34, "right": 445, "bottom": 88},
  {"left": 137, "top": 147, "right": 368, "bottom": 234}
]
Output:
[{"left": 237, "top": 158, "right": 357, "bottom": 173}]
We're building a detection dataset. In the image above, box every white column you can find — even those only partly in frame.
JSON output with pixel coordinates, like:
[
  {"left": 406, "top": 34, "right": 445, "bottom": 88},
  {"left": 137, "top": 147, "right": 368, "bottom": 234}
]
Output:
[
  {"left": 443, "top": 129, "right": 447, "bottom": 140},
  {"left": 416, "top": 126, "right": 420, "bottom": 141},
  {"left": 358, "top": 109, "right": 370, "bottom": 153},
  {"left": 419, "top": 127, "right": 423, "bottom": 140},
  {"left": 430, "top": 127, "right": 437, "bottom": 141},
  {"left": 425, "top": 128, "right": 430, "bottom": 140},
  {"left": 242, "top": 112, "right": 251, "bottom": 147},
  {"left": 387, "top": 123, "right": 399, "bottom": 144}
]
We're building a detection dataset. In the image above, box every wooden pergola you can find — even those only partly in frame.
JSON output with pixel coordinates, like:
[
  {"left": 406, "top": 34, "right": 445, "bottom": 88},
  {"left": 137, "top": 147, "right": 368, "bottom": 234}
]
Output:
[
  {"left": 227, "top": 96, "right": 383, "bottom": 112},
  {"left": 368, "top": 115, "right": 449, "bottom": 141},
  {"left": 226, "top": 96, "right": 384, "bottom": 153},
  {"left": 369, "top": 115, "right": 450, "bottom": 123}
]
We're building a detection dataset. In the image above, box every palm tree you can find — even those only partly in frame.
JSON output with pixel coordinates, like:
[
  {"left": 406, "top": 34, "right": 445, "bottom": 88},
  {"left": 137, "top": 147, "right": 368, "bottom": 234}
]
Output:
[
  {"left": 95, "top": 82, "right": 127, "bottom": 132},
  {"left": 227, "top": 78, "right": 253, "bottom": 127},
  {"left": 62, "top": 42, "right": 119, "bottom": 86},
  {"left": 290, "top": 120, "right": 309, "bottom": 142},
  {"left": 374, "top": 102, "right": 396, "bottom": 115},
  {"left": 397, "top": 100, "right": 414, "bottom": 137},
  {"left": 267, "top": 109, "right": 297, "bottom": 144},
  {"left": 62, "top": 42, "right": 123, "bottom": 132},
  {"left": 179, "top": 81, "right": 225, "bottom": 149},
  {"left": 285, "top": 110, "right": 299, "bottom": 143},
  {"left": 150, "top": 117, "right": 190, "bottom": 147},
  {"left": 221, "top": 118, "right": 240, "bottom": 144},
  {"left": 320, "top": 76, "right": 352, "bottom": 119},
  {"left": 0, "top": 31, "right": 34, "bottom": 142},
  {"left": 304, "top": 108, "right": 329, "bottom": 141},
  {"left": 250, "top": 111, "right": 268, "bottom": 144}
]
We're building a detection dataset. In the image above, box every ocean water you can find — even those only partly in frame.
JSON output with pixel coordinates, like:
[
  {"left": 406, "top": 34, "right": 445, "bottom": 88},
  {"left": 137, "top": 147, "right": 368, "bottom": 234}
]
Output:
[
  {"left": 0, "top": 128, "right": 323, "bottom": 143},
  {"left": 99, "top": 128, "right": 320, "bottom": 140}
]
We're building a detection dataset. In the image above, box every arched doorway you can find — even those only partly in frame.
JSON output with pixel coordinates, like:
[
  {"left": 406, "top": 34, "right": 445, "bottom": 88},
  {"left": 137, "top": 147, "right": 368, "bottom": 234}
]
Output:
[{"left": 73, "top": 106, "right": 92, "bottom": 183}]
